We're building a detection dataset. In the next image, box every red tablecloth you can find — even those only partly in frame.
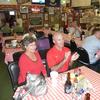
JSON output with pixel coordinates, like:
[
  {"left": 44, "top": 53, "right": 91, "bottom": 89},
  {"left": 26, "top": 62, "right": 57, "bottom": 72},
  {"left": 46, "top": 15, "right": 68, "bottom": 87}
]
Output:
[
  {"left": 4, "top": 47, "right": 22, "bottom": 64},
  {"left": 2, "top": 36, "right": 23, "bottom": 64},
  {"left": 13, "top": 66, "right": 100, "bottom": 100}
]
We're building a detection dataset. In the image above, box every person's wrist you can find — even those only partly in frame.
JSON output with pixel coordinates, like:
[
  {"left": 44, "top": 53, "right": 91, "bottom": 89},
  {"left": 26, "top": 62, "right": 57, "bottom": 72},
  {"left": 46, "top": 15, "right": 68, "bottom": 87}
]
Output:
[
  {"left": 63, "top": 57, "right": 67, "bottom": 62},
  {"left": 71, "top": 58, "right": 75, "bottom": 63}
]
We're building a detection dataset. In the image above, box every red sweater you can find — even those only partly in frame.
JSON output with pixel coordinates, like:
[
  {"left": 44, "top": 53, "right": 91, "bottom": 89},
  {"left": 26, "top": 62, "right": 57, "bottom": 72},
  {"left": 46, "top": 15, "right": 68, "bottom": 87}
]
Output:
[{"left": 18, "top": 51, "right": 46, "bottom": 84}]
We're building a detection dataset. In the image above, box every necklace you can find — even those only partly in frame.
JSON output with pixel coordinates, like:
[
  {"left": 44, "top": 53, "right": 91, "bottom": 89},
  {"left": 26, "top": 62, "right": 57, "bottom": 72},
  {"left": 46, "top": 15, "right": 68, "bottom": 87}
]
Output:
[{"left": 25, "top": 52, "right": 38, "bottom": 62}]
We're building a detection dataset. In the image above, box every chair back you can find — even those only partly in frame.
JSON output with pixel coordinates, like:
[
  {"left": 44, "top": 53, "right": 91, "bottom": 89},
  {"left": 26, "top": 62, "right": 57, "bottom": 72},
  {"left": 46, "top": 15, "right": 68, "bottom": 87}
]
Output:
[
  {"left": 36, "top": 37, "right": 50, "bottom": 50},
  {"left": 36, "top": 37, "right": 50, "bottom": 60},
  {"left": 44, "top": 59, "right": 51, "bottom": 77},
  {"left": 36, "top": 31, "right": 45, "bottom": 39},
  {"left": 36, "top": 38, "right": 51, "bottom": 75},
  {"left": 8, "top": 62, "right": 19, "bottom": 91},
  {"left": 77, "top": 47, "right": 90, "bottom": 65},
  {"left": 13, "top": 51, "right": 24, "bottom": 62},
  {"left": 70, "top": 39, "right": 77, "bottom": 53},
  {"left": 0, "top": 52, "right": 5, "bottom": 61},
  {"left": 48, "top": 34, "right": 54, "bottom": 47}
]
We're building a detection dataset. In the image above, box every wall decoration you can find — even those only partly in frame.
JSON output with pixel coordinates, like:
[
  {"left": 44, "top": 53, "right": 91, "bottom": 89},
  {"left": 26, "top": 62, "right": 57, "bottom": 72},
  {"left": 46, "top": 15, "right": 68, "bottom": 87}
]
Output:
[
  {"left": 45, "top": 0, "right": 60, "bottom": 7},
  {"left": 50, "top": 15, "right": 54, "bottom": 22},
  {"left": 61, "top": 13, "right": 65, "bottom": 21},
  {"left": 21, "top": 14, "right": 27, "bottom": 20},
  {"left": 49, "top": 7, "right": 54, "bottom": 14},
  {"left": 29, "top": 13, "right": 43, "bottom": 26},
  {"left": 20, "top": 6, "right": 28, "bottom": 13},
  {"left": 44, "top": 13, "right": 48, "bottom": 20}
]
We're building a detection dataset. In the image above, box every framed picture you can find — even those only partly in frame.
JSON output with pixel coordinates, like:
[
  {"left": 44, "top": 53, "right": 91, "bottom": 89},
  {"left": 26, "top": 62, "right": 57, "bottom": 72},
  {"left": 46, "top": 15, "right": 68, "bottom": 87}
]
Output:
[
  {"left": 21, "top": 14, "right": 27, "bottom": 20},
  {"left": 20, "top": 6, "right": 28, "bottom": 13},
  {"left": 29, "top": 13, "right": 43, "bottom": 27},
  {"left": 30, "top": 17, "right": 43, "bottom": 26},
  {"left": 44, "top": 13, "right": 48, "bottom": 21},
  {"left": 49, "top": 7, "right": 54, "bottom": 14}
]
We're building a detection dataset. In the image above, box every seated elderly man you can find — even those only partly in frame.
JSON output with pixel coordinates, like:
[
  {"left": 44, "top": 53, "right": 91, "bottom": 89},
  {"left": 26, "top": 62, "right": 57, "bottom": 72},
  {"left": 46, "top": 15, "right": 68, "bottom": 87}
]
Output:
[
  {"left": 47, "top": 33, "right": 79, "bottom": 73},
  {"left": 82, "top": 28, "right": 100, "bottom": 73}
]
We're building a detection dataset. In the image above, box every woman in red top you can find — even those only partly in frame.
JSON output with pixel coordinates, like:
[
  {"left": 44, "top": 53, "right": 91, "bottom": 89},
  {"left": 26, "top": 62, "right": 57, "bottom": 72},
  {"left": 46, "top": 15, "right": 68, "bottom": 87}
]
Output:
[{"left": 18, "top": 36, "right": 46, "bottom": 84}]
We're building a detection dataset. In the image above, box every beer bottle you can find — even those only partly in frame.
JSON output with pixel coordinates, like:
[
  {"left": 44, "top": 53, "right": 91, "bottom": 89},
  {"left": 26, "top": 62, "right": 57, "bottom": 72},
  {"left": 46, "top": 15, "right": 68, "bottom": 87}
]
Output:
[
  {"left": 64, "top": 72, "right": 72, "bottom": 94},
  {"left": 80, "top": 31, "right": 85, "bottom": 40}
]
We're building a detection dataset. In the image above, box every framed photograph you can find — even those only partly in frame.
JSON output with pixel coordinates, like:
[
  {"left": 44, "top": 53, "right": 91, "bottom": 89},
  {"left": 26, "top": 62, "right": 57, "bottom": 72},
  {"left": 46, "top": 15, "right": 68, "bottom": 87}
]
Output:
[
  {"left": 49, "top": 7, "right": 54, "bottom": 14},
  {"left": 29, "top": 13, "right": 43, "bottom": 27},
  {"left": 21, "top": 14, "right": 27, "bottom": 20},
  {"left": 50, "top": 15, "right": 54, "bottom": 22},
  {"left": 20, "top": 6, "right": 28, "bottom": 13},
  {"left": 44, "top": 13, "right": 48, "bottom": 21},
  {"left": 30, "top": 17, "right": 43, "bottom": 26}
]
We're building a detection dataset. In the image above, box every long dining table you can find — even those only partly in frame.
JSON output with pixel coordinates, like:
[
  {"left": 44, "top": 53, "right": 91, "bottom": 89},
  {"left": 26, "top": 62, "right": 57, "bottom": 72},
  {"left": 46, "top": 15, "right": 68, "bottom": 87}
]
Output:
[{"left": 13, "top": 66, "right": 100, "bottom": 100}]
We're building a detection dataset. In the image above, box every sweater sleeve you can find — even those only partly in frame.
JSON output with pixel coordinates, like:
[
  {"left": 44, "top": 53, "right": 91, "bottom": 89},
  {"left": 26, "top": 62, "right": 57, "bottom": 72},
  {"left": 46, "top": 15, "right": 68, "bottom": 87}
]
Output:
[
  {"left": 18, "top": 55, "right": 28, "bottom": 84},
  {"left": 37, "top": 52, "right": 47, "bottom": 75}
]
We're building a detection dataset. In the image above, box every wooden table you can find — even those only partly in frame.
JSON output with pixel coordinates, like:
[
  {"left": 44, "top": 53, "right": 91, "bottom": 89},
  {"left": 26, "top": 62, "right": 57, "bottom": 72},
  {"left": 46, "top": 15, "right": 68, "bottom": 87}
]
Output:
[{"left": 13, "top": 66, "right": 100, "bottom": 100}]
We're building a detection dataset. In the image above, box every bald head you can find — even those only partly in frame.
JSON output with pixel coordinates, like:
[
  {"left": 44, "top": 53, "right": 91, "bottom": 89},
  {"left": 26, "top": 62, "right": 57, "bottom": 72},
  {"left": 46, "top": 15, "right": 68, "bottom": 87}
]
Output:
[
  {"left": 53, "top": 33, "right": 64, "bottom": 49},
  {"left": 53, "top": 33, "right": 62, "bottom": 39}
]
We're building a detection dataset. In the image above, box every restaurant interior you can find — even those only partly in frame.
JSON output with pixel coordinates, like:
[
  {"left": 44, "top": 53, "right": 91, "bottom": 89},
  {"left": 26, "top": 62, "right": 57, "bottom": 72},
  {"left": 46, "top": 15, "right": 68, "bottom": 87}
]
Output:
[{"left": 0, "top": 0, "right": 100, "bottom": 100}]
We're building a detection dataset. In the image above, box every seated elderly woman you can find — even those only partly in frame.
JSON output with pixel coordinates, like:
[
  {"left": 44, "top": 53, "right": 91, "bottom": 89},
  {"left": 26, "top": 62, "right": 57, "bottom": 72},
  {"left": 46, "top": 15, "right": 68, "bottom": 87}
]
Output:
[{"left": 18, "top": 36, "right": 46, "bottom": 84}]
